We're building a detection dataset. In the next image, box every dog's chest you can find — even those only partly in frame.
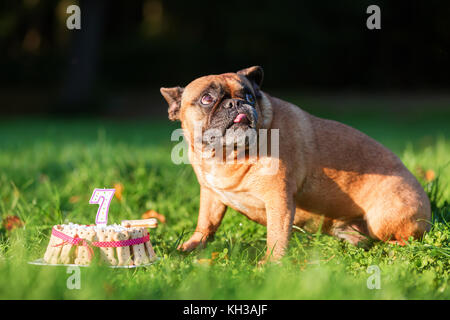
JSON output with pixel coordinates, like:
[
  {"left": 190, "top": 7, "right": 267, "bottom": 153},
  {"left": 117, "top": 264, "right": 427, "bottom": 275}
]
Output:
[{"left": 203, "top": 173, "right": 265, "bottom": 214}]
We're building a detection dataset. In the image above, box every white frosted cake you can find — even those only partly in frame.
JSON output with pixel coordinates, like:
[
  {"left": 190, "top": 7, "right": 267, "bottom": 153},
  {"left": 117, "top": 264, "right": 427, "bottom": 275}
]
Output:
[{"left": 43, "top": 222, "right": 157, "bottom": 266}]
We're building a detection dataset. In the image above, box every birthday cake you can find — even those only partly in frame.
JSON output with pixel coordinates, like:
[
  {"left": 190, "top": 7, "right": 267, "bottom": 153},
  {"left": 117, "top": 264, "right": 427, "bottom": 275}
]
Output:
[{"left": 43, "top": 222, "right": 157, "bottom": 266}]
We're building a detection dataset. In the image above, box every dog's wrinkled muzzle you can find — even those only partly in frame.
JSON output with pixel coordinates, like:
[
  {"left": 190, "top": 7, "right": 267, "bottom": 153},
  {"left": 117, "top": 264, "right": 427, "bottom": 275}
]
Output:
[
  {"left": 202, "top": 98, "right": 259, "bottom": 148},
  {"left": 231, "top": 101, "right": 258, "bottom": 129}
]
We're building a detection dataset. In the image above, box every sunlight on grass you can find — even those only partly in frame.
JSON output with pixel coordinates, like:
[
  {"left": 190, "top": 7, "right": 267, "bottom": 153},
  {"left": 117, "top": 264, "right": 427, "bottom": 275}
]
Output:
[{"left": 0, "top": 117, "right": 448, "bottom": 299}]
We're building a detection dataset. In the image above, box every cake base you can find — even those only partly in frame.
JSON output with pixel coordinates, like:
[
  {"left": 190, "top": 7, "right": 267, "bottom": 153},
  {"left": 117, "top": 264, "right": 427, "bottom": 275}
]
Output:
[
  {"left": 43, "top": 223, "right": 158, "bottom": 266},
  {"left": 28, "top": 257, "right": 160, "bottom": 269}
]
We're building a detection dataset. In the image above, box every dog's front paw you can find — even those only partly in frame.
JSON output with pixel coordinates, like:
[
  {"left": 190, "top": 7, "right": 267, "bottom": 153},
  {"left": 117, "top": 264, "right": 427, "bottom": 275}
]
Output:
[
  {"left": 177, "top": 237, "right": 206, "bottom": 252},
  {"left": 178, "top": 240, "right": 200, "bottom": 252}
]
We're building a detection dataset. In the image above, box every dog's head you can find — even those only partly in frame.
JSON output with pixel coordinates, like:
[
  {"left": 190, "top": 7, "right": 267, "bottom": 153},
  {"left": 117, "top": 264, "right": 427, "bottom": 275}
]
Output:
[{"left": 160, "top": 66, "right": 272, "bottom": 151}]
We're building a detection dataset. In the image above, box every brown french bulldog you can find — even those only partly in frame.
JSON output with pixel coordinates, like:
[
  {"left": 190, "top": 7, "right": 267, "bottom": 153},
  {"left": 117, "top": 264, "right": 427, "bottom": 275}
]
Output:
[{"left": 160, "top": 66, "right": 431, "bottom": 262}]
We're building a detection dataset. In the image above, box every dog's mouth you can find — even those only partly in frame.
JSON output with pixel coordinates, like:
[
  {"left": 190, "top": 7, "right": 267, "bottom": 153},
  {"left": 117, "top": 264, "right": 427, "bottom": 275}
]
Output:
[
  {"left": 225, "top": 112, "right": 253, "bottom": 130},
  {"left": 224, "top": 106, "right": 258, "bottom": 130},
  {"left": 203, "top": 105, "right": 258, "bottom": 149}
]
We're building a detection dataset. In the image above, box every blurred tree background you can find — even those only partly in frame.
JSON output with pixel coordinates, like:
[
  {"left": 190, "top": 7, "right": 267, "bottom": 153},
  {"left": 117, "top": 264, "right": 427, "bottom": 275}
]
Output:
[{"left": 0, "top": 0, "right": 449, "bottom": 115}]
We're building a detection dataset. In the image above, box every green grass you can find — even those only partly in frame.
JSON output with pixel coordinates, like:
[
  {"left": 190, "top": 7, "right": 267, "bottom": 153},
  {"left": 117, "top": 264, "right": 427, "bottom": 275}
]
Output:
[{"left": 0, "top": 102, "right": 449, "bottom": 299}]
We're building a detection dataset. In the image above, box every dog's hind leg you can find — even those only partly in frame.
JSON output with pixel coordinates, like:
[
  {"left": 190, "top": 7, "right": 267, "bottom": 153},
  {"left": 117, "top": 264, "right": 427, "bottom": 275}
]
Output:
[
  {"left": 363, "top": 176, "right": 431, "bottom": 244},
  {"left": 364, "top": 203, "right": 430, "bottom": 245}
]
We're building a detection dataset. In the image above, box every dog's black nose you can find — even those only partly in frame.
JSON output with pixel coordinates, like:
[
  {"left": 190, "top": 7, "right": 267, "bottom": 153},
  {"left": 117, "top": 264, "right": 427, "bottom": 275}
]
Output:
[{"left": 223, "top": 98, "right": 244, "bottom": 109}]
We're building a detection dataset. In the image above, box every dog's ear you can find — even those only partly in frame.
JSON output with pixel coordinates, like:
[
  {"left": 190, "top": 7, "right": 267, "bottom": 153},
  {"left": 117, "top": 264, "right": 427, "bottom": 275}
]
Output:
[
  {"left": 237, "top": 66, "right": 264, "bottom": 89},
  {"left": 160, "top": 87, "right": 184, "bottom": 121}
]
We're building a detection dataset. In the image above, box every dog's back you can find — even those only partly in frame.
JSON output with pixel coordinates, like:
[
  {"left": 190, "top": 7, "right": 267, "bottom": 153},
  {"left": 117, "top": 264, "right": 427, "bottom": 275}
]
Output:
[{"left": 268, "top": 94, "right": 431, "bottom": 243}]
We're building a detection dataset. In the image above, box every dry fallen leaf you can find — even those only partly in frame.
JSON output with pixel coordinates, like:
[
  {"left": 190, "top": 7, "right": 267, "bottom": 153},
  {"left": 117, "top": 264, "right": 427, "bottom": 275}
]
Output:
[
  {"left": 211, "top": 251, "right": 228, "bottom": 261},
  {"left": 415, "top": 167, "right": 436, "bottom": 182},
  {"left": 211, "top": 252, "right": 220, "bottom": 260},
  {"left": 114, "top": 183, "right": 124, "bottom": 201},
  {"left": 196, "top": 258, "right": 212, "bottom": 266},
  {"left": 2, "top": 215, "right": 24, "bottom": 231},
  {"left": 425, "top": 169, "right": 435, "bottom": 182},
  {"left": 69, "top": 195, "right": 80, "bottom": 204},
  {"left": 142, "top": 210, "right": 166, "bottom": 224}
]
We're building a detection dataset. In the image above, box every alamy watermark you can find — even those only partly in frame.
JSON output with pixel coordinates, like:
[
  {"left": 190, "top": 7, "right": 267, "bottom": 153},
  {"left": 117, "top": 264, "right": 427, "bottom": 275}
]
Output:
[
  {"left": 366, "top": 5, "right": 381, "bottom": 30},
  {"left": 366, "top": 265, "right": 381, "bottom": 289},
  {"left": 66, "top": 266, "right": 81, "bottom": 290},
  {"left": 66, "top": 5, "right": 81, "bottom": 30},
  {"left": 170, "top": 122, "right": 280, "bottom": 175}
]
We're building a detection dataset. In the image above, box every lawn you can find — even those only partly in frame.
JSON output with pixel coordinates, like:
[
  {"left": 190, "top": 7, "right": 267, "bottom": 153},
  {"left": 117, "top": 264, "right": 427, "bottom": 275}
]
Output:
[{"left": 0, "top": 96, "right": 449, "bottom": 299}]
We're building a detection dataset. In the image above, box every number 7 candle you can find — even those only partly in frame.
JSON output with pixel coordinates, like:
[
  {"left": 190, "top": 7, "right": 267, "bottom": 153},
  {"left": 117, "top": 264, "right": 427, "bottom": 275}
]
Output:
[{"left": 89, "top": 188, "right": 116, "bottom": 225}]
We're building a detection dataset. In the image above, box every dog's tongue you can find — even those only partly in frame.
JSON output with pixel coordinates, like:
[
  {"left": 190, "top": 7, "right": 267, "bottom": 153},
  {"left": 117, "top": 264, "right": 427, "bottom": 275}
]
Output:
[{"left": 234, "top": 113, "right": 247, "bottom": 123}]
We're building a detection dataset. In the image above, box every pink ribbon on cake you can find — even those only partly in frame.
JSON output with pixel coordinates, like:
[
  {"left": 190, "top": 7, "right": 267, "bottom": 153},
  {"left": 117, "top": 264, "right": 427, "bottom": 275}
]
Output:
[
  {"left": 52, "top": 227, "right": 94, "bottom": 259},
  {"left": 91, "top": 235, "right": 149, "bottom": 247},
  {"left": 51, "top": 226, "right": 150, "bottom": 251}
]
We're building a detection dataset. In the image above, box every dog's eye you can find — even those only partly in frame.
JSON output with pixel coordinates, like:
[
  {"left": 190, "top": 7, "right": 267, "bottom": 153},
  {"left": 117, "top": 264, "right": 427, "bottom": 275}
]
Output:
[
  {"left": 245, "top": 93, "right": 255, "bottom": 104},
  {"left": 200, "top": 93, "right": 215, "bottom": 106}
]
